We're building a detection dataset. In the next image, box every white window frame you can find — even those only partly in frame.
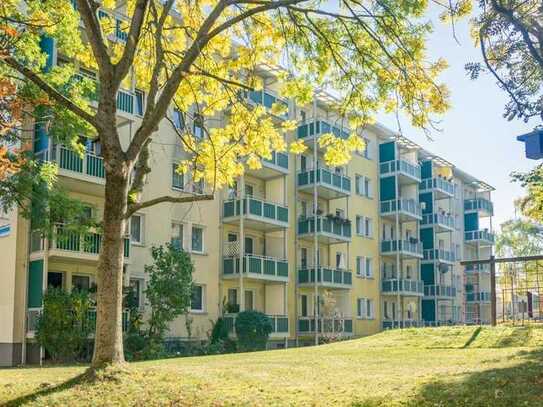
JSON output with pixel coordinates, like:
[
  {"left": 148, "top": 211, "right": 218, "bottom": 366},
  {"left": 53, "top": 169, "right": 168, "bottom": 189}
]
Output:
[
  {"left": 171, "top": 222, "right": 185, "bottom": 250},
  {"left": 191, "top": 224, "right": 205, "bottom": 254},
  {"left": 357, "top": 297, "right": 374, "bottom": 319},
  {"left": 172, "top": 163, "right": 185, "bottom": 191},
  {"left": 190, "top": 284, "right": 205, "bottom": 313},
  {"left": 356, "top": 215, "right": 364, "bottom": 236},
  {"left": 130, "top": 214, "right": 144, "bottom": 245},
  {"left": 364, "top": 217, "right": 373, "bottom": 238}
]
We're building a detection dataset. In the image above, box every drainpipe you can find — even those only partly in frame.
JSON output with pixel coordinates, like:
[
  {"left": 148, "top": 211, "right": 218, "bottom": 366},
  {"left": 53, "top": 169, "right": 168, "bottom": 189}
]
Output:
[
  {"left": 394, "top": 141, "right": 401, "bottom": 328},
  {"left": 239, "top": 174, "right": 245, "bottom": 312},
  {"left": 312, "top": 96, "right": 319, "bottom": 346}
]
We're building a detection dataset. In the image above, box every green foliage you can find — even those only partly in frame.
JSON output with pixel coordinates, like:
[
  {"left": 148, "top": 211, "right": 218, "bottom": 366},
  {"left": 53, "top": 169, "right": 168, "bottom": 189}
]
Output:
[
  {"left": 144, "top": 243, "right": 194, "bottom": 339},
  {"left": 210, "top": 317, "right": 229, "bottom": 345},
  {"left": 234, "top": 310, "right": 273, "bottom": 352},
  {"left": 496, "top": 218, "right": 543, "bottom": 257},
  {"left": 35, "top": 288, "right": 93, "bottom": 363}
]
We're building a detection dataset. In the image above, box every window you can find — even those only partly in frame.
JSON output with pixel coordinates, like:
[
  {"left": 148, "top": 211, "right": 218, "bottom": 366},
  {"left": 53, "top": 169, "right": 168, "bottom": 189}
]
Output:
[
  {"left": 193, "top": 114, "right": 204, "bottom": 139},
  {"left": 47, "top": 272, "right": 63, "bottom": 289},
  {"left": 171, "top": 223, "right": 183, "bottom": 250},
  {"left": 245, "top": 290, "right": 254, "bottom": 311},
  {"left": 335, "top": 208, "right": 344, "bottom": 218},
  {"left": 357, "top": 298, "right": 374, "bottom": 319},
  {"left": 129, "top": 279, "right": 142, "bottom": 308},
  {"left": 191, "top": 225, "right": 204, "bottom": 253},
  {"left": 364, "top": 177, "right": 372, "bottom": 198},
  {"left": 135, "top": 89, "right": 145, "bottom": 116},
  {"left": 245, "top": 184, "right": 254, "bottom": 197},
  {"left": 191, "top": 285, "right": 204, "bottom": 312},
  {"left": 356, "top": 216, "right": 363, "bottom": 235},
  {"left": 356, "top": 257, "right": 373, "bottom": 278},
  {"left": 300, "top": 110, "right": 306, "bottom": 122},
  {"left": 301, "top": 248, "right": 308, "bottom": 268},
  {"left": 172, "top": 163, "right": 184, "bottom": 190},
  {"left": 406, "top": 265, "right": 412, "bottom": 279},
  {"left": 301, "top": 295, "right": 308, "bottom": 317},
  {"left": 173, "top": 108, "right": 185, "bottom": 129},
  {"left": 364, "top": 217, "right": 373, "bottom": 238},
  {"left": 244, "top": 237, "right": 254, "bottom": 255},
  {"left": 365, "top": 257, "right": 373, "bottom": 278},
  {"left": 355, "top": 175, "right": 371, "bottom": 197},
  {"left": 72, "top": 275, "right": 90, "bottom": 292},
  {"left": 130, "top": 215, "right": 143, "bottom": 244},
  {"left": 363, "top": 138, "right": 371, "bottom": 159},
  {"left": 193, "top": 179, "right": 204, "bottom": 194},
  {"left": 300, "top": 155, "right": 307, "bottom": 171},
  {"left": 336, "top": 252, "right": 346, "bottom": 269}
]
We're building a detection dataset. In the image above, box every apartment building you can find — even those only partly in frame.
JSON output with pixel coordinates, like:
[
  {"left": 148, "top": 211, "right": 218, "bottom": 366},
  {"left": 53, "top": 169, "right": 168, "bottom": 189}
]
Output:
[{"left": 0, "top": 35, "right": 495, "bottom": 367}]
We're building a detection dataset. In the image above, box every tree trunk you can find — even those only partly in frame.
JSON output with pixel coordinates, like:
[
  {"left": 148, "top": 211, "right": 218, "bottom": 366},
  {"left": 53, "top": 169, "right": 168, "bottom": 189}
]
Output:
[{"left": 91, "top": 159, "right": 130, "bottom": 369}]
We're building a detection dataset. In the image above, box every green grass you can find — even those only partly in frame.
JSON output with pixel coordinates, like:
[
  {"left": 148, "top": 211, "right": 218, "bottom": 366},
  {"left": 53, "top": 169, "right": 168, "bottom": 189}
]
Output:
[{"left": 2, "top": 326, "right": 543, "bottom": 406}]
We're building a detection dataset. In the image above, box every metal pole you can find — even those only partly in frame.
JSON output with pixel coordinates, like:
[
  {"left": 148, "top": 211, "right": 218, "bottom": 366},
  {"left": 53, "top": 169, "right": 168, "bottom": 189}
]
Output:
[
  {"left": 490, "top": 255, "right": 497, "bottom": 326},
  {"left": 239, "top": 174, "right": 245, "bottom": 312},
  {"left": 312, "top": 96, "right": 319, "bottom": 345}
]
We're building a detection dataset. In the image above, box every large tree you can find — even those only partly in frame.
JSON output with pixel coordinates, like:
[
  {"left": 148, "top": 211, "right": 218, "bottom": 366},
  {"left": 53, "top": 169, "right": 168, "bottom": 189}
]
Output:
[
  {"left": 1, "top": 0, "right": 452, "bottom": 369},
  {"left": 469, "top": 0, "right": 543, "bottom": 122}
]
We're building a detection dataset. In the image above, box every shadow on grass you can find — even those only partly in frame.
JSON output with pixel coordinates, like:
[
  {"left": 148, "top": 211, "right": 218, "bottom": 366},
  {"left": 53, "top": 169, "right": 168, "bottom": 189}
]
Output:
[
  {"left": 5, "top": 370, "right": 94, "bottom": 407},
  {"left": 405, "top": 348, "right": 543, "bottom": 407},
  {"left": 461, "top": 326, "right": 482, "bottom": 349}
]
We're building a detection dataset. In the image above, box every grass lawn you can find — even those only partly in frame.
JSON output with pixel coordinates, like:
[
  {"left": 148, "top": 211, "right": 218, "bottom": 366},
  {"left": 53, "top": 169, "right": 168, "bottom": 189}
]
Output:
[{"left": 2, "top": 325, "right": 543, "bottom": 406}]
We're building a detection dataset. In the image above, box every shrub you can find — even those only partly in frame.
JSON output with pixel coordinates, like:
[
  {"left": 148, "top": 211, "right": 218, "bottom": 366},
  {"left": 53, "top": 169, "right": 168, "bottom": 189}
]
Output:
[
  {"left": 234, "top": 310, "right": 273, "bottom": 351},
  {"left": 35, "top": 288, "right": 93, "bottom": 363},
  {"left": 210, "top": 317, "right": 230, "bottom": 344}
]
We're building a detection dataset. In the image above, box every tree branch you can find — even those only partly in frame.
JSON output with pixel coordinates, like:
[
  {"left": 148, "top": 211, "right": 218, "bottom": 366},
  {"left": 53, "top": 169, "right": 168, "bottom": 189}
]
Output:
[
  {"left": 114, "top": 0, "right": 150, "bottom": 85},
  {"left": 3, "top": 56, "right": 97, "bottom": 127},
  {"left": 125, "top": 193, "right": 214, "bottom": 218}
]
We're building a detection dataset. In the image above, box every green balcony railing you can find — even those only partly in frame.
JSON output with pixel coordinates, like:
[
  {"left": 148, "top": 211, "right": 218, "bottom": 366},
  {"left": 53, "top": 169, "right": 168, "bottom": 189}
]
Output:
[
  {"left": 423, "top": 248, "right": 456, "bottom": 263},
  {"left": 297, "top": 168, "right": 351, "bottom": 194},
  {"left": 380, "top": 240, "right": 423, "bottom": 256},
  {"left": 57, "top": 145, "right": 105, "bottom": 179},
  {"left": 53, "top": 224, "right": 130, "bottom": 258},
  {"left": 466, "top": 292, "right": 491, "bottom": 302},
  {"left": 380, "top": 199, "right": 421, "bottom": 218},
  {"left": 465, "top": 230, "right": 495, "bottom": 244},
  {"left": 223, "top": 255, "right": 288, "bottom": 280},
  {"left": 248, "top": 90, "right": 288, "bottom": 118},
  {"left": 420, "top": 177, "right": 455, "bottom": 196},
  {"left": 464, "top": 198, "right": 494, "bottom": 215},
  {"left": 381, "top": 279, "right": 424, "bottom": 295},
  {"left": 297, "top": 216, "right": 352, "bottom": 240},
  {"left": 382, "top": 320, "right": 421, "bottom": 329},
  {"left": 379, "top": 159, "right": 421, "bottom": 181},
  {"left": 224, "top": 314, "right": 289, "bottom": 335},
  {"left": 421, "top": 213, "right": 455, "bottom": 229},
  {"left": 297, "top": 317, "right": 353, "bottom": 334},
  {"left": 223, "top": 197, "right": 288, "bottom": 224},
  {"left": 424, "top": 284, "right": 457, "bottom": 297},
  {"left": 465, "top": 263, "right": 490, "bottom": 273},
  {"left": 73, "top": 73, "right": 135, "bottom": 115},
  {"left": 296, "top": 120, "right": 350, "bottom": 140},
  {"left": 263, "top": 151, "right": 289, "bottom": 171},
  {"left": 298, "top": 267, "right": 352, "bottom": 287}
]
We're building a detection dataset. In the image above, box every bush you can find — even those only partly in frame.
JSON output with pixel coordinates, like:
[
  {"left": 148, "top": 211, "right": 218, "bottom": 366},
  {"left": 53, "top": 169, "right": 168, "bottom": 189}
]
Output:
[
  {"left": 210, "top": 317, "right": 229, "bottom": 344},
  {"left": 36, "top": 288, "right": 93, "bottom": 363},
  {"left": 234, "top": 310, "right": 273, "bottom": 351}
]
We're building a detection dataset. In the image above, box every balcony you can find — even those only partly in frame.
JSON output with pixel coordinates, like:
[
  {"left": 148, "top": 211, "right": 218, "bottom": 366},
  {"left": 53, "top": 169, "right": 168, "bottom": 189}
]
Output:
[
  {"left": 224, "top": 314, "right": 289, "bottom": 338},
  {"left": 297, "top": 317, "right": 353, "bottom": 335},
  {"left": 73, "top": 73, "right": 139, "bottom": 122},
  {"left": 465, "top": 263, "right": 490, "bottom": 274},
  {"left": 380, "top": 199, "right": 422, "bottom": 222},
  {"left": 246, "top": 90, "right": 289, "bottom": 119},
  {"left": 382, "top": 320, "right": 421, "bottom": 329},
  {"left": 420, "top": 213, "right": 455, "bottom": 232},
  {"left": 296, "top": 120, "right": 350, "bottom": 150},
  {"left": 379, "top": 159, "right": 421, "bottom": 184},
  {"left": 297, "top": 168, "right": 351, "bottom": 199},
  {"left": 246, "top": 151, "right": 289, "bottom": 179},
  {"left": 222, "top": 254, "right": 289, "bottom": 283},
  {"left": 464, "top": 198, "right": 494, "bottom": 217},
  {"left": 30, "top": 224, "right": 130, "bottom": 263},
  {"left": 380, "top": 240, "right": 423, "bottom": 259},
  {"left": 466, "top": 292, "right": 491, "bottom": 303},
  {"left": 424, "top": 284, "right": 457, "bottom": 298},
  {"left": 297, "top": 216, "right": 352, "bottom": 244},
  {"left": 27, "top": 307, "right": 129, "bottom": 335},
  {"left": 422, "top": 249, "right": 456, "bottom": 264},
  {"left": 465, "top": 230, "right": 495, "bottom": 246},
  {"left": 298, "top": 266, "right": 352, "bottom": 289},
  {"left": 381, "top": 279, "right": 424, "bottom": 296},
  {"left": 223, "top": 196, "right": 288, "bottom": 230},
  {"left": 420, "top": 177, "right": 455, "bottom": 199}
]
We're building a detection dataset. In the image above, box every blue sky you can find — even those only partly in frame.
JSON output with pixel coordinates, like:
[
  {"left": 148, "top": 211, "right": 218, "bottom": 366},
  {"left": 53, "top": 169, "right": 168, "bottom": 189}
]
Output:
[{"left": 376, "top": 9, "right": 540, "bottom": 229}]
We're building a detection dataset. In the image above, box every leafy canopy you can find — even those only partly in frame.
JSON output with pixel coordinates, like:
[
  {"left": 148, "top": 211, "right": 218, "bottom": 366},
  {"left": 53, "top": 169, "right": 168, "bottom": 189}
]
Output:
[{"left": 1, "top": 0, "right": 453, "bottom": 192}]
